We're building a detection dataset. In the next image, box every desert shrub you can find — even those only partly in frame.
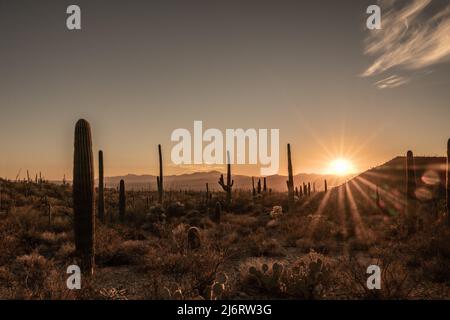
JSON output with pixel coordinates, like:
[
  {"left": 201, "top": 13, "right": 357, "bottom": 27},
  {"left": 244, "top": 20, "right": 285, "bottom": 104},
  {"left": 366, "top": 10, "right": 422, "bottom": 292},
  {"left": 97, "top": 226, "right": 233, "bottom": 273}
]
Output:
[
  {"left": 5, "top": 252, "right": 74, "bottom": 299},
  {"left": 166, "top": 202, "right": 185, "bottom": 218},
  {"left": 338, "top": 255, "right": 415, "bottom": 299}
]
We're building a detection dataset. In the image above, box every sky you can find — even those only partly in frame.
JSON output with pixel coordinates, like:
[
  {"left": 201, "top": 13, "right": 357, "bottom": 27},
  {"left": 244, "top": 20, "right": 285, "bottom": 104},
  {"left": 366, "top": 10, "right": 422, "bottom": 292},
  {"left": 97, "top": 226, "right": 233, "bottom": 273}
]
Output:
[{"left": 0, "top": 0, "right": 449, "bottom": 180}]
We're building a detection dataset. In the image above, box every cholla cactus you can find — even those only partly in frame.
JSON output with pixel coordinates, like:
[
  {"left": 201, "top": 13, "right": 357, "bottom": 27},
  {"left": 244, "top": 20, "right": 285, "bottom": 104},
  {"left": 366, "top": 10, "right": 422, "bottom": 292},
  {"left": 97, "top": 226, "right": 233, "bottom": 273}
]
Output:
[
  {"left": 187, "top": 226, "right": 201, "bottom": 250},
  {"left": 249, "top": 262, "right": 284, "bottom": 292},
  {"left": 210, "top": 272, "right": 228, "bottom": 300},
  {"left": 270, "top": 205, "right": 283, "bottom": 219}
]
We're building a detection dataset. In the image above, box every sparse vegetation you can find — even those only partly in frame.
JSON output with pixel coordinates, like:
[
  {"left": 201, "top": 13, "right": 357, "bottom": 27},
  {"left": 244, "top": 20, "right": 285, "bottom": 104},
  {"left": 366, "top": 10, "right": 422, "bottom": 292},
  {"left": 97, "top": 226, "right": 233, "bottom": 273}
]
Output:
[{"left": 0, "top": 121, "right": 448, "bottom": 300}]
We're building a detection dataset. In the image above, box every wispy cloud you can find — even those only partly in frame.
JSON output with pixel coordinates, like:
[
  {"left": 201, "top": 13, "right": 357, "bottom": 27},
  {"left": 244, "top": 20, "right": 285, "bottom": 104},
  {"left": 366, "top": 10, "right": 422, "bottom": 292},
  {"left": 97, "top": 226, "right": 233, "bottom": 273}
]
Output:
[
  {"left": 374, "top": 75, "right": 410, "bottom": 89},
  {"left": 363, "top": 0, "right": 450, "bottom": 88}
]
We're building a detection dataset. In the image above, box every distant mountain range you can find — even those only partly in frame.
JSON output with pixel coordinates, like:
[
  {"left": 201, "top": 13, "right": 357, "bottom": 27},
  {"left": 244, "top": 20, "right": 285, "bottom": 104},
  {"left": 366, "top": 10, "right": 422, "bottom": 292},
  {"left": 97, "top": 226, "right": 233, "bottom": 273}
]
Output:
[{"left": 99, "top": 171, "right": 352, "bottom": 191}]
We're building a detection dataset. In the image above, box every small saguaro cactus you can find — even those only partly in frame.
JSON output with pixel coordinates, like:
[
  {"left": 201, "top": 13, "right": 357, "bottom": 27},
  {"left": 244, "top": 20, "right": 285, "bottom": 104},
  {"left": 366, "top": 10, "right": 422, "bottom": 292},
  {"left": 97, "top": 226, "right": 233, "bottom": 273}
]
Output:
[
  {"left": 73, "top": 119, "right": 95, "bottom": 275},
  {"left": 447, "top": 138, "right": 450, "bottom": 226},
  {"left": 263, "top": 177, "right": 267, "bottom": 193},
  {"left": 218, "top": 151, "right": 233, "bottom": 207},
  {"left": 376, "top": 185, "right": 381, "bottom": 209},
  {"left": 157, "top": 144, "right": 164, "bottom": 204},
  {"left": 187, "top": 226, "right": 201, "bottom": 250},
  {"left": 205, "top": 182, "right": 210, "bottom": 201},
  {"left": 252, "top": 177, "right": 256, "bottom": 197},
  {"left": 98, "top": 150, "right": 105, "bottom": 223},
  {"left": 405, "top": 150, "right": 417, "bottom": 233},
  {"left": 119, "top": 179, "right": 126, "bottom": 222},
  {"left": 257, "top": 178, "right": 262, "bottom": 194},
  {"left": 286, "top": 144, "right": 295, "bottom": 212},
  {"left": 213, "top": 201, "right": 221, "bottom": 224},
  {"left": 303, "top": 183, "right": 307, "bottom": 197},
  {"left": 44, "top": 196, "right": 52, "bottom": 227},
  {"left": 324, "top": 179, "right": 328, "bottom": 192},
  {"left": 406, "top": 150, "right": 417, "bottom": 200},
  {"left": 308, "top": 182, "right": 311, "bottom": 196}
]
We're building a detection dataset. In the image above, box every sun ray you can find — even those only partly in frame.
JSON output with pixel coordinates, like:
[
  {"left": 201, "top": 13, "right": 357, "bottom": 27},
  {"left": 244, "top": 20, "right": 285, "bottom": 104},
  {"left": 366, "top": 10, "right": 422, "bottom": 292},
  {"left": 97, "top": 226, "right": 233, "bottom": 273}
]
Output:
[
  {"left": 306, "top": 191, "right": 332, "bottom": 238},
  {"left": 344, "top": 183, "right": 368, "bottom": 241}
]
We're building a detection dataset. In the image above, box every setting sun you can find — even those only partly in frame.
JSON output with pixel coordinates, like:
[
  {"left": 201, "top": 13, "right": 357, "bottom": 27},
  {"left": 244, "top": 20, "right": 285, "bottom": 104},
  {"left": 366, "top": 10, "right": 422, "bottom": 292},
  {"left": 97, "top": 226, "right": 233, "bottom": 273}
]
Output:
[{"left": 328, "top": 158, "right": 355, "bottom": 176}]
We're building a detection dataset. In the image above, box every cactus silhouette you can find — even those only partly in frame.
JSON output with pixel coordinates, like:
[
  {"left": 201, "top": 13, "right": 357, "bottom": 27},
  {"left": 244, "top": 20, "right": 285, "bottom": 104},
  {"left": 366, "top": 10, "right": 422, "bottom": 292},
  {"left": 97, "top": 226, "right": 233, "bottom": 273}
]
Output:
[
  {"left": 263, "top": 177, "right": 267, "bottom": 193},
  {"left": 119, "top": 179, "right": 126, "bottom": 222},
  {"left": 213, "top": 201, "right": 221, "bottom": 224},
  {"left": 98, "top": 150, "right": 105, "bottom": 223},
  {"left": 286, "top": 144, "right": 294, "bottom": 212},
  {"left": 252, "top": 176, "right": 256, "bottom": 197},
  {"left": 73, "top": 119, "right": 95, "bottom": 275},
  {"left": 187, "top": 226, "right": 201, "bottom": 250},
  {"left": 376, "top": 185, "right": 381, "bottom": 209},
  {"left": 218, "top": 151, "right": 233, "bottom": 207},
  {"left": 157, "top": 144, "right": 164, "bottom": 204},
  {"left": 324, "top": 179, "right": 328, "bottom": 192},
  {"left": 405, "top": 150, "right": 417, "bottom": 233},
  {"left": 447, "top": 139, "right": 450, "bottom": 226},
  {"left": 257, "top": 178, "right": 262, "bottom": 194}
]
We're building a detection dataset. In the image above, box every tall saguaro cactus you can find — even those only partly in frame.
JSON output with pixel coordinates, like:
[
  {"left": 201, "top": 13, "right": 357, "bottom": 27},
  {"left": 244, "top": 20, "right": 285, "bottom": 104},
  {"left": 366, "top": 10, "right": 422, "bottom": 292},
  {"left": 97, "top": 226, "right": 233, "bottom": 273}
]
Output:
[
  {"left": 263, "top": 177, "right": 267, "bottom": 193},
  {"left": 119, "top": 179, "right": 126, "bottom": 222},
  {"left": 447, "top": 139, "right": 450, "bottom": 226},
  {"left": 324, "top": 179, "right": 328, "bottom": 192},
  {"left": 252, "top": 177, "right": 256, "bottom": 197},
  {"left": 218, "top": 151, "right": 233, "bottom": 207},
  {"left": 405, "top": 150, "right": 417, "bottom": 233},
  {"left": 157, "top": 144, "right": 164, "bottom": 204},
  {"left": 73, "top": 119, "right": 95, "bottom": 275},
  {"left": 286, "top": 144, "right": 294, "bottom": 212},
  {"left": 98, "top": 150, "right": 105, "bottom": 223}
]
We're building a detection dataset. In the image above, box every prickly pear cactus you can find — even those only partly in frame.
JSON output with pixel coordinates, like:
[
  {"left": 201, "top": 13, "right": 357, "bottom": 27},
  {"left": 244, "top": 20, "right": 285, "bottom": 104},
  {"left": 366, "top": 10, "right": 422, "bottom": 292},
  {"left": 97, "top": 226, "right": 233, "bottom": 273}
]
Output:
[{"left": 248, "top": 262, "right": 284, "bottom": 292}]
